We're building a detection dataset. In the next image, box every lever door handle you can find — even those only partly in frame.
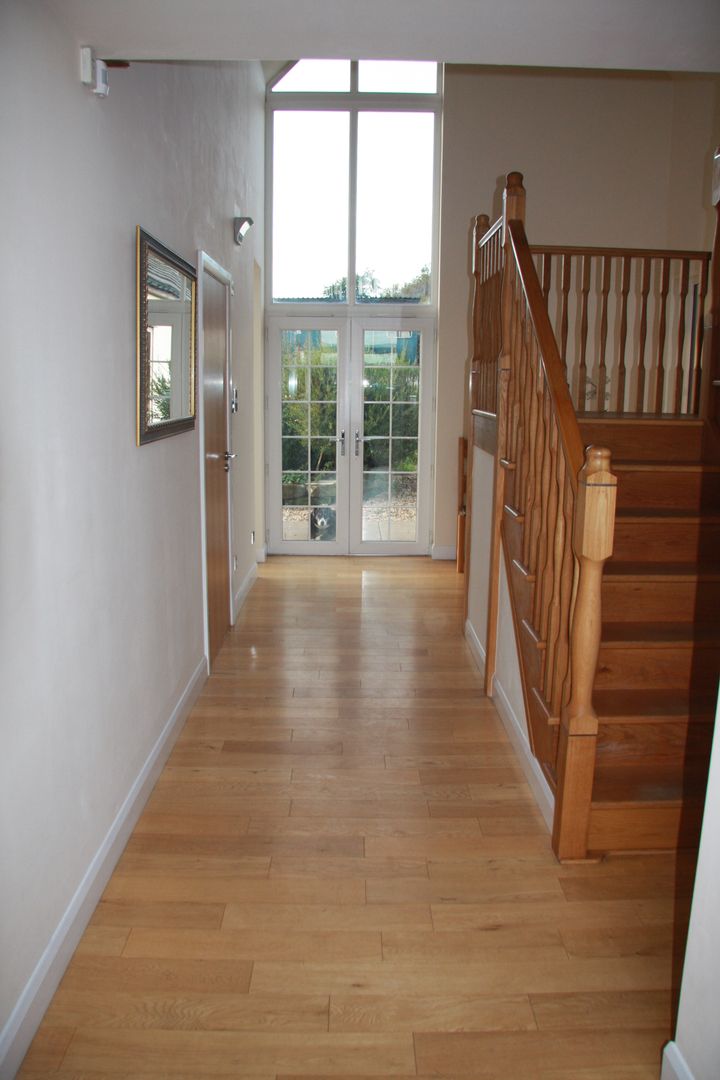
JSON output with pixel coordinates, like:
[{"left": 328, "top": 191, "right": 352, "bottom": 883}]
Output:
[
  {"left": 339, "top": 430, "right": 346, "bottom": 456},
  {"left": 354, "top": 429, "right": 361, "bottom": 457},
  {"left": 224, "top": 451, "right": 237, "bottom": 461}
]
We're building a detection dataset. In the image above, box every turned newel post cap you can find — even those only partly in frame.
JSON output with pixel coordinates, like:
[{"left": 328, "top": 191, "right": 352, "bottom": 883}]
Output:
[
  {"left": 475, "top": 213, "right": 491, "bottom": 234},
  {"left": 503, "top": 171, "right": 526, "bottom": 226},
  {"left": 583, "top": 445, "right": 613, "bottom": 480}
]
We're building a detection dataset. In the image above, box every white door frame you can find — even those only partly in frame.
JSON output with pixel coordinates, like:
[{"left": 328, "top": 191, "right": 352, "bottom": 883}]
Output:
[
  {"left": 197, "top": 250, "right": 234, "bottom": 670},
  {"left": 266, "top": 314, "right": 435, "bottom": 556}
]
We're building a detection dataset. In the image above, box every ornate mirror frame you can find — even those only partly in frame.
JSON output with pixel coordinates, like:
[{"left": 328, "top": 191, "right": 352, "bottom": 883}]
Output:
[{"left": 136, "top": 226, "right": 197, "bottom": 445}]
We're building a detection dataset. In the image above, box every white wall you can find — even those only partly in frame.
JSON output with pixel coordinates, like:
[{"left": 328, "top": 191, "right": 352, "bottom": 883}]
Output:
[
  {"left": 464, "top": 446, "right": 554, "bottom": 828},
  {"left": 465, "top": 445, "right": 494, "bottom": 663},
  {"left": 661, "top": 694, "right": 720, "bottom": 1080},
  {"left": 0, "top": 2, "right": 264, "bottom": 1072},
  {"left": 434, "top": 67, "right": 720, "bottom": 551}
]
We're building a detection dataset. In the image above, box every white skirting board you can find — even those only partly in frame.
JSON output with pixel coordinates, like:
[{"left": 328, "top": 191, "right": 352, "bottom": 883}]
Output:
[
  {"left": 232, "top": 560, "right": 258, "bottom": 624},
  {"left": 0, "top": 658, "right": 207, "bottom": 1080},
  {"left": 464, "top": 618, "right": 555, "bottom": 833},
  {"left": 464, "top": 617, "right": 486, "bottom": 678},
  {"left": 661, "top": 1042, "right": 696, "bottom": 1080},
  {"left": 431, "top": 544, "right": 456, "bottom": 560}
]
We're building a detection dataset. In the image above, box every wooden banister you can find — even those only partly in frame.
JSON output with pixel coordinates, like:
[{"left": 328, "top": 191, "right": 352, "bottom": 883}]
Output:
[
  {"left": 528, "top": 242, "right": 710, "bottom": 415},
  {"left": 476, "top": 172, "right": 617, "bottom": 860}
]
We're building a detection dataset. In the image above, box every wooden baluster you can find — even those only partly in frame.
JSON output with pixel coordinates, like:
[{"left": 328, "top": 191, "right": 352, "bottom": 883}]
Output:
[
  {"left": 597, "top": 256, "right": 611, "bottom": 414},
  {"left": 706, "top": 146, "right": 720, "bottom": 426},
  {"left": 552, "top": 447, "right": 617, "bottom": 861},
  {"left": 534, "top": 385, "right": 553, "bottom": 640},
  {"left": 690, "top": 259, "right": 709, "bottom": 415},
  {"left": 542, "top": 253, "right": 552, "bottom": 302},
  {"left": 560, "top": 254, "right": 571, "bottom": 373},
  {"left": 654, "top": 257, "right": 670, "bottom": 413},
  {"left": 673, "top": 260, "right": 690, "bottom": 415},
  {"left": 471, "top": 213, "right": 490, "bottom": 412},
  {"left": 578, "top": 255, "right": 591, "bottom": 412},
  {"left": 524, "top": 333, "right": 543, "bottom": 574},
  {"left": 616, "top": 256, "right": 631, "bottom": 412},
  {"left": 636, "top": 257, "right": 652, "bottom": 412},
  {"left": 545, "top": 425, "right": 565, "bottom": 715},
  {"left": 520, "top": 315, "right": 537, "bottom": 548}
]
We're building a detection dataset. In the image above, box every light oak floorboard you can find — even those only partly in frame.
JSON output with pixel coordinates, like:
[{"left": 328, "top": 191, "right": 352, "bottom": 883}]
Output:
[{"left": 19, "top": 558, "right": 680, "bottom": 1078}]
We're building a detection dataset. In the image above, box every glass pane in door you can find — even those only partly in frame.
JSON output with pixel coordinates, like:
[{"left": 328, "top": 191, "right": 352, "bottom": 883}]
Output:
[
  {"left": 281, "top": 329, "right": 338, "bottom": 541},
  {"left": 361, "top": 329, "right": 420, "bottom": 542}
]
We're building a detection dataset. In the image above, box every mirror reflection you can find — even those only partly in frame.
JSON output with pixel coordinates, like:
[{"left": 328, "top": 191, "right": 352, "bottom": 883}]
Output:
[{"left": 137, "top": 228, "right": 196, "bottom": 444}]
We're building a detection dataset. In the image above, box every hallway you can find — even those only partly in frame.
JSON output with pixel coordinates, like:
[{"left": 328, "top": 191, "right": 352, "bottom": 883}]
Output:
[{"left": 20, "top": 558, "right": 678, "bottom": 1078}]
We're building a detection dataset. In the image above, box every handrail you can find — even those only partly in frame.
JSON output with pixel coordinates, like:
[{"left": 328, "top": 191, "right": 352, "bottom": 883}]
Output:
[{"left": 532, "top": 243, "right": 710, "bottom": 261}]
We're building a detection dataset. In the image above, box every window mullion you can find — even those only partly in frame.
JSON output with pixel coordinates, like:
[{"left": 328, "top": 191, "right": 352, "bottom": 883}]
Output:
[{"left": 348, "top": 107, "right": 358, "bottom": 307}]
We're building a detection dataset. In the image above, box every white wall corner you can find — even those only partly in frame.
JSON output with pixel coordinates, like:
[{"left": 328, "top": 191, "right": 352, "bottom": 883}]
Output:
[
  {"left": 232, "top": 561, "right": 258, "bottom": 623},
  {"left": 464, "top": 617, "right": 486, "bottom": 679},
  {"left": 431, "top": 544, "right": 456, "bottom": 560},
  {"left": 0, "top": 658, "right": 207, "bottom": 1080},
  {"left": 492, "top": 676, "right": 555, "bottom": 832},
  {"left": 661, "top": 1042, "right": 696, "bottom": 1080}
]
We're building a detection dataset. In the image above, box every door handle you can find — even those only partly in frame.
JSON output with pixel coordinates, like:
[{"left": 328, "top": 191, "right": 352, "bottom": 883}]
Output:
[
  {"left": 339, "top": 430, "right": 346, "bottom": 456},
  {"left": 224, "top": 450, "right": 236, "bottom": 473},
  {"left": 354, "top": 429, "right": 361, "bottom": 457}
]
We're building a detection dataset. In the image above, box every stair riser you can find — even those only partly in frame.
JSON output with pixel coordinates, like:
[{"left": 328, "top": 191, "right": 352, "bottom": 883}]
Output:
[
  {"left": 596, "top": 721, "right": 714, "bottom": 767},
  {"left": 595, "top": 645, "right": 719, "bottom": 690},
  {"left": 579, "top": 421, "right": 703, "bottom": 462},
  {"left": 611, "top": 521, "right": 720, "bottom": 563},
  {"left": 615, "top": 469, "right": 720, "bottom": 511},
  {"left": 602, "top": 579, "right": 720, "bottom": 622},
  {"left": 587, "top": 803, "right": 705, "bottom": 853}
]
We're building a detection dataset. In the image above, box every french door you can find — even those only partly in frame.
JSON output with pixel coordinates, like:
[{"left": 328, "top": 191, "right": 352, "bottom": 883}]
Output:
[{"left": 267, "top": 317, "right": 434, "bottom": 555}]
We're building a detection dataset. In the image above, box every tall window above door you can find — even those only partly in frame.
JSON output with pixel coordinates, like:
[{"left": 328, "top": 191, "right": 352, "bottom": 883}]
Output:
[{"left": 268, "top": 60, "right": 441, "bottom": 307}]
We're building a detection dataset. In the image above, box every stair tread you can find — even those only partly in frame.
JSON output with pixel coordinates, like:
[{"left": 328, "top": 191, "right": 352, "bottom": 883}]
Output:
[
  {"left": 613, "top": 460, "right": 719, "bottom": 471},
  {"left": 601, "top": 621, "right": 720, "bottom": 646},
  {"left": 594, "top": 688, "right": 718, "bottom": 721},
  {"left": 591, "top": 764, "right": 708, "bottom": 807},
  {"left": 604, "top": 561, "right": 720, "bottom": 580},
  {"left": 615, "top": 507, "right": 720, "bottom": 523}
]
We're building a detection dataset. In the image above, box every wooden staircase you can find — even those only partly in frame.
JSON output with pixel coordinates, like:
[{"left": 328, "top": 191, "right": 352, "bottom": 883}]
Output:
[
  {"left": 467, "top": 164, "right": 720, "bottom": 861},
  {"left": 580, "top": 416, "right": 719, "bottom": 853}
]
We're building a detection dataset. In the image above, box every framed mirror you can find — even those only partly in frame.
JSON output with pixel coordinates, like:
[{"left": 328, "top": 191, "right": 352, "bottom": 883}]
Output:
[{"left": 136, "top": 226, "right": 197, "bottom": 444}]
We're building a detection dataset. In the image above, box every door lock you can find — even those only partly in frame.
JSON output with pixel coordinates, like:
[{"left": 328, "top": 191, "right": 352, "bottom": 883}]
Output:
[
  {"left": 339, "top": 430, "right": 346, "bottom": 456},
  {"left": 354, "top": 429, "right": 361, "bottom": 457},
  {"left": 224, "top": 450, "right": 237, "bottom": 473}
]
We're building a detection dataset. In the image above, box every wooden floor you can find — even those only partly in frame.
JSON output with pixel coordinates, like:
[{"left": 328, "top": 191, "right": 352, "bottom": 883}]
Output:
[{"left": 20, "top": 557, "right": 684, "bottom": 1079}]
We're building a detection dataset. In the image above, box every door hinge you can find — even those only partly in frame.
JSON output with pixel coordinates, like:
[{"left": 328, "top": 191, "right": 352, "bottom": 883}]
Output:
[
  {"left": 264, "top": 463, "right": 270, "bottom": 478},
  {"left": 265, "top": 528, "right": 270, "bottom": 545},
  {"left": 264, "top": 394, "right": 269, "bottom": 411}
]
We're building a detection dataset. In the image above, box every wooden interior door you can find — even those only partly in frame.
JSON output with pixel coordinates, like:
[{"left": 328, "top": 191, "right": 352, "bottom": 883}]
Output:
[{"left": 202, "top": 267, "right": 231, "bottom": 668}]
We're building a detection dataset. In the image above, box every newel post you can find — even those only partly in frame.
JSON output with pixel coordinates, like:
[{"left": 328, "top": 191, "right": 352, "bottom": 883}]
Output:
[{"left": 552, "top": 446, "right": 617, "bottom": 861}]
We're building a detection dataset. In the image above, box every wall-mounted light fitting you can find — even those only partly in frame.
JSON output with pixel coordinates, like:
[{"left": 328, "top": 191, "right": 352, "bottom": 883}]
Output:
[
  {"left": 80, "top": 46, "right": 109, "bottom": 97},
  {"left": 233, "top": 217, "right": 254, "bottom": 245}
]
